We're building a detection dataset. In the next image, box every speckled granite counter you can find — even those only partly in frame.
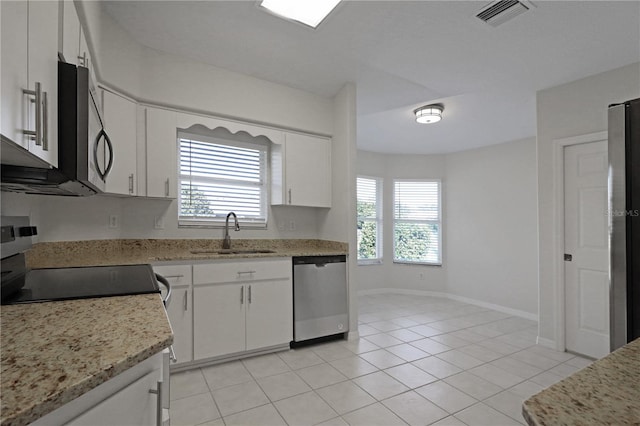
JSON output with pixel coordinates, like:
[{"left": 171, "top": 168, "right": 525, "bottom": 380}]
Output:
[
  {"left": 26, "top": 239, "right": 348, "bottom": 268},
  {"left": 522, "top": 338, "right": 640, "bottom": 425},
  {"left": 0, "top": 294, "right": 173, "bottom": 426}
]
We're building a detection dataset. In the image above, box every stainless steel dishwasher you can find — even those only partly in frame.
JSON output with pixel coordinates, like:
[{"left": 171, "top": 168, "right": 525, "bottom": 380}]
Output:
[{"left": 293, "top": 255, "right": 348, "bottom": 343}]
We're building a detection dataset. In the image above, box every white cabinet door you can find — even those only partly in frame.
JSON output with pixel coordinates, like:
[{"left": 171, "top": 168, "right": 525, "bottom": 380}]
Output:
[
  {"left": 78, "top": 26, "right": 98, "bottom": 88},
  {"left": 245, "top": 279, "right": 293, "bottom": 351},
  {"left": 145, "top": 107, "right": 178, "bottom": 199},
  {"left": 153, "top": 264, "right": 193, "bottom": 365},
  {"left": 272, "top": 133, "right": 332, "bottom": 208},
  {"left": 67, "top": 369, "right": 160, "bottom": 426},
  {"left": 166, "top": 285, "right": 193, "bottom": 365},
  {"left": 0, "top": 1, "right": 28, "bottom": 149},
  {"left": 61, "top": 0, "right": 80, "bottom": 65},
  {"left": 27, "top": 0, "right": 59, "bottom": 167},
  {"left": 193, "top": 283, "right": 246, "bottom": 359},
  {"left": 102, "top": 90, "right": 138, "bottom": 195}
]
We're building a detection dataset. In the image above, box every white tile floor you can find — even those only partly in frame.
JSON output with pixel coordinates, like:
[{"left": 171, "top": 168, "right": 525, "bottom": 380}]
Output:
[{"left": 170, "top": 294, "right": 593, "bottom": 426}]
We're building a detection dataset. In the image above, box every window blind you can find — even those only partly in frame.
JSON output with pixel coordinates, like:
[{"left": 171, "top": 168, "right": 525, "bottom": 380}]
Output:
[
  {"left": 179, "top": 134, "right": 268, "bottom": 226},
  {"left": 393, "top": 180, "right": 441, "bottom": 264}
]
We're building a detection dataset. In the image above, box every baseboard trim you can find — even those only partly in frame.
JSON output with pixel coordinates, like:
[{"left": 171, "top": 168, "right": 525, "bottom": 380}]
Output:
[
  {"left": 536, "top": 336, "right": 557, "bottom": 349},
  {"left": 358, "top": 288, "right": 538, "bottom": 321}
]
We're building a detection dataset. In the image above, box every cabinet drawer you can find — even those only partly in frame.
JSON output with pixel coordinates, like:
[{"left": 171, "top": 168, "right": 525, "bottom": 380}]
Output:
[
  {"left": 153, "top": 264, "right": 192, "bottom": 286},
  {"left": 193, "top": 259, "right": 291, "bottom": 285}
]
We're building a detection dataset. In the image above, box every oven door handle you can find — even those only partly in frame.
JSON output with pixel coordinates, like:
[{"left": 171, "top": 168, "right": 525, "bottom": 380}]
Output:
[{"left": 155, "top": 273, "right": 171, "bottom": 308}]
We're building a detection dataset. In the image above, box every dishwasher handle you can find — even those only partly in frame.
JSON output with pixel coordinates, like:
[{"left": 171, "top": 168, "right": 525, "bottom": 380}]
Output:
[{"left": 293, "top": 255, "right": 346, "bottom": 266}]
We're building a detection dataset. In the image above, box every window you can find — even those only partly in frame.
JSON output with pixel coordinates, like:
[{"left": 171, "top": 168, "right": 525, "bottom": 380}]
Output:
[
  {"left": 178, "top": 130, "right": 268, "bottom": 227},
  {"left": 357, "top": 176, "right": 382, "bottom": 263},
  {"left": 393, "top": 180, "right": 441, "bottom": 265}
]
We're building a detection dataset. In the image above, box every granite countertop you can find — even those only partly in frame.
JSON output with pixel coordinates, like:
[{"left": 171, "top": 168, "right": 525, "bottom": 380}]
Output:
[
  {"left": 522, "top": 338, "right": 640, "bottom": 425},
  {"left": 0, "top": 294, "right": 173, "bottom": 426},
  {"left": 26, "top": 238, "right": 348, "bottom": 268}
]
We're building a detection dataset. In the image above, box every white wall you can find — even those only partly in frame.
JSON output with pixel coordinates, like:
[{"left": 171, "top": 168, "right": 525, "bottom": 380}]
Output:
[
  {"left": 446, "top": 138, "right": 538, "bottom": 316},
  {"left": 357, "top": 151, "right": 448, "bottom": 293},
  {"left": 317, "top": 83, "right": 359, "bottom": 337},
  {"left": 536, "top": 62, "right": 640, "bottom": 345},
  {"left": 357, "top": 137, "right": 539, "bottom": 317}
]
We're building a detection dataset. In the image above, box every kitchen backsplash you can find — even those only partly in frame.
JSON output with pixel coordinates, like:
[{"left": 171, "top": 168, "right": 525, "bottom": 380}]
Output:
[{"left": 1, "top": 192, "right": 323, "bottom": 242}]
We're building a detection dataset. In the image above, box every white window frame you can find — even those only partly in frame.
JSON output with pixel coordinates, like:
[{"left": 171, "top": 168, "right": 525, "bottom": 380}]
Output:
[
  {"left": 393, "top": 179, "right": 442, "bottom": 265},
  {"left": 357, "top": 175, "right": 383, "bottom": 265},
  {"left": 177, "top": 130, "right": 269, "bottom": 228}
]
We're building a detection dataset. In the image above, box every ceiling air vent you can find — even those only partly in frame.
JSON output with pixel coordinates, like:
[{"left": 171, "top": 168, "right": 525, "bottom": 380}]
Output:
[{"left": 476, "top": 0, "right": 534, "bottom": 27}]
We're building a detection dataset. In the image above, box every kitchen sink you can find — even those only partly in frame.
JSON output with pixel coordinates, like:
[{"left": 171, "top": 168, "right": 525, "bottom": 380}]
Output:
[{"left": 190, "top": 249, "right": 277, "bottom": 255}]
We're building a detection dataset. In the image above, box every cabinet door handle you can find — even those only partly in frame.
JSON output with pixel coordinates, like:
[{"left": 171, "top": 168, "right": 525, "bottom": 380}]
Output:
[
  {"left": 240, "top": 286, "right": 244, "bottom": 304},
  {"left": 248, "top": 285, "right": 252, "bottom": 304},
  {"left": 129, "top": 173, "right": 134, "bottom": 194},
  {"left": 288, "top": 188, "right": 292, "bottom": 204},
  {"left": 78, "top": 52, "right": 87, "bottom": 67},
  {"left": 149, "top": 381, "right": 163, "bottom": 426},
  {"left": 165, "top": 178, "right": 170, "bottom": 197},
  {"left": 23, "top": 82, "right": 42, "bottom": 145},
  {"left": 42, "top": 91, "right": 48, "bottom": 151},
  {"left": 183, "top": 289, "right": 188, "bottom": 311}
]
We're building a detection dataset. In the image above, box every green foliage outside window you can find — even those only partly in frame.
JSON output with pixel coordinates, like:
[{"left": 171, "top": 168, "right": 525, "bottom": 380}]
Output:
[
  {"left": 394, "top": 222, "right": 438, "bottom": 263},
  {"left": 357, "top": 199, "right": 378, "bottom": 259},
  {"left": 181, "top": 186, "right": 215, "bottom": 217}
]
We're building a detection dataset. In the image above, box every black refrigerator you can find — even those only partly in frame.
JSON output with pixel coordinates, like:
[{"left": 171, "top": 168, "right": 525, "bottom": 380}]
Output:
[{"left": 609, "top": 98, "right": 640, "bottom": 351}]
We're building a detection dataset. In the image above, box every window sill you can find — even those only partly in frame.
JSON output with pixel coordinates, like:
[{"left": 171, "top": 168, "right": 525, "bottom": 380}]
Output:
[
  {"left": 358, "top": 259, "right": 383, "bottom": 266},
  {"left": 393, "top": 260, "right": 442, "bottom": 267}
]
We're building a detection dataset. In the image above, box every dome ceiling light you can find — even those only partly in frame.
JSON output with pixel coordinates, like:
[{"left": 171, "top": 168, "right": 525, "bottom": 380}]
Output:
[{"left": 414, "top": 104, "right": 444, "bottom": 124}]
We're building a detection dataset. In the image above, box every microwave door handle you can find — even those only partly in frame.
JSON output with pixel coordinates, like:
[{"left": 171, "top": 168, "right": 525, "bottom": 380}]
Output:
[
  {"left": 103, "top": 130, "right": 114, "bottom": 179},
  {"left": 94, "top": 129, "right": 114, "bottom": 181}
]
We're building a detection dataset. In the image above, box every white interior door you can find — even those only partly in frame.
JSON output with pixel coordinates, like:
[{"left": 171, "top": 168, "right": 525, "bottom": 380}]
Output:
[{"left": 564, "top": 140, "right": 609, "bottom": 359}]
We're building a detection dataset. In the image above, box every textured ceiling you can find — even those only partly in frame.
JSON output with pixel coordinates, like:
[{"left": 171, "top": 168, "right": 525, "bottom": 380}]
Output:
[{"left": 103, "top": 1, "right": 640, "bottom": 154}]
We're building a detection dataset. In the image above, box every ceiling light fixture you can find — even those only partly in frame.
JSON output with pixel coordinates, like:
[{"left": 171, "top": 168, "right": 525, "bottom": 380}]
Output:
[
  {"left": 259, "top": 0, "right": 342, "bottom": 29},
  {"left": 414, "top": 104, "right": 444, "bottom": 124}
]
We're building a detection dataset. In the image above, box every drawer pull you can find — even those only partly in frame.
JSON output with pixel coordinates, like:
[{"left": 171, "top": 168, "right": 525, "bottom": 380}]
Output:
[
  {"left": 163, "top": 274, "right": 184, "bottom": 279},
  {"left": 237, "top": 271, "right": 256, "bottom": 276}
]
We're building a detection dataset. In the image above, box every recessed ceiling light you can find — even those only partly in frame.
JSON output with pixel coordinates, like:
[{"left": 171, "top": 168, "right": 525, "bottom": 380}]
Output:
[
  {"left": 414, "top": 104, "right": 444, "bottom": 124},
  {"left": 260, "top": 0, "right": 342, "bottom": 28}
]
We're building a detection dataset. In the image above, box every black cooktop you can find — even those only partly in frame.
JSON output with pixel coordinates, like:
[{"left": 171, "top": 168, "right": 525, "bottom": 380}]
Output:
[{"left": 1, "top": 264, "right": 160, "bottom": 305}]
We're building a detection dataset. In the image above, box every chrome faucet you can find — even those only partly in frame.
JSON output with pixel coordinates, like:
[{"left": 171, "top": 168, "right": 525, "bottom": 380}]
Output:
[{"left": 223, "top": 212, "right": 240, "bottom": 249}]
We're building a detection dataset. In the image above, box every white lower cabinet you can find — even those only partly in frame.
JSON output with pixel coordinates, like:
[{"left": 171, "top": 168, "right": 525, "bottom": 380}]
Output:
[
  {"left": 33, "top": 351, "right": 169, "bottom": 426},
  {"left": 153, "top": 264, "right": 193, "bottom": 366},
  {"left": 193, "top": 259, "right": 293, "bottom": 361},
  {"left": 194, "top": 283, "right": 246, "bottom": 359},
  {"left": 66, "top": 369, "right": 160, "bottom": 426}
]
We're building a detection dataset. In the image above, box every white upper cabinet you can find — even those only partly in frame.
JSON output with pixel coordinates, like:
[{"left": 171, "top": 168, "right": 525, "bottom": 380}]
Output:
[
  {"left": 1, "top": 0, "right": 59, "bottom": 167},
  {"left": 27, "top": 1, "right": 59, "bottom": 167},
  {"left": 61, "top": 0, "right": 80, "bottom": 65},
  {"left": 102, "top": 90, "right": 138, "bottom": 196},
  {"left": 141, "top": 107, "right": 178, "bottom": 199},
  {"left": 1, "top": 1, "right": 28, "bottom": 150},
  {"left": 272, "top": 132, "right": 332, "bottom": 208}
]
